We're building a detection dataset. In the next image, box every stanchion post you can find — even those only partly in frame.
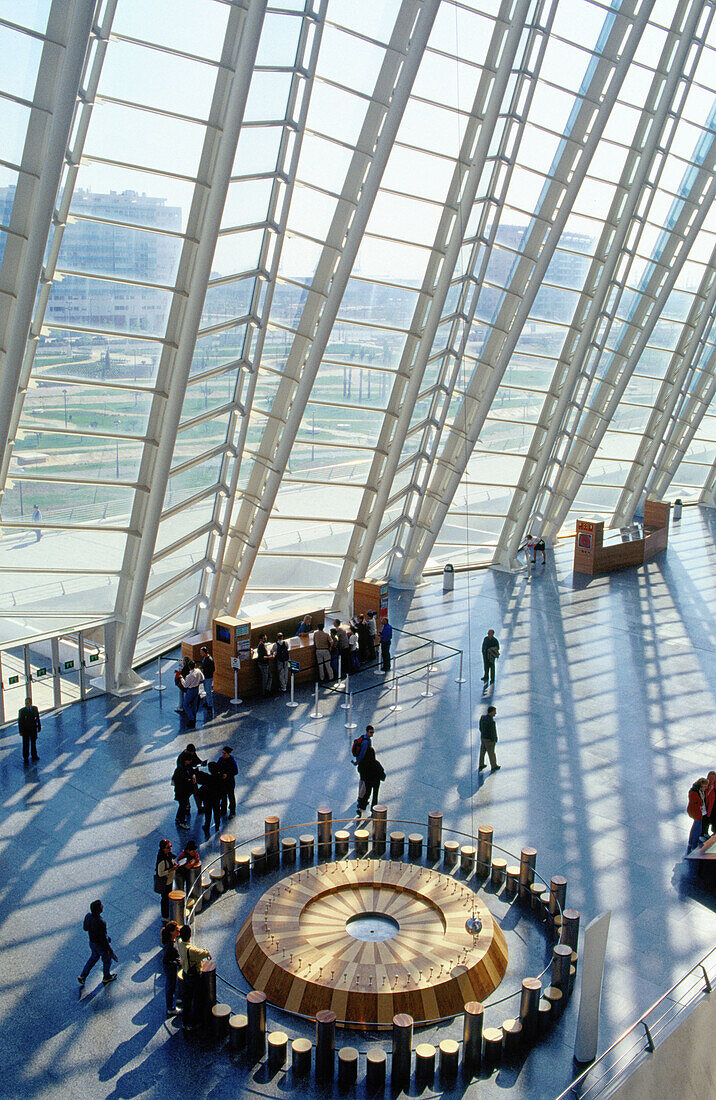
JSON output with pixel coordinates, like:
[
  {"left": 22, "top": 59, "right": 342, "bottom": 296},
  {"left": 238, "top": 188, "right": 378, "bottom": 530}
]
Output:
[
  {"left": 286, "top": 667, "right": 298, "bottom": 709},
  {"left": 390, "top": 658, "right": 401, "bottom": 712},
  {"left": 455, "top": 649, "right": 466, "bottom": 684},
  {"left": 230, "top": 665, "right": 242, "bottom": 706},
  {"left": 310, "top": 682, "right": 321, "bottom": 720},
  {"left": 341, "top": 674, "right": 350, "bottom": 709},
  {"left": 421, "top": 664, "right": 434, "bottom": 699},
  {"left": 429, "top": 640, "right": 438, "bottom": 672},
  {"left": 344, "top": 691, "right": 357, "bottom": 731},
  {"left": 156, "top": 654, "right": 166, "bottom": 692}
]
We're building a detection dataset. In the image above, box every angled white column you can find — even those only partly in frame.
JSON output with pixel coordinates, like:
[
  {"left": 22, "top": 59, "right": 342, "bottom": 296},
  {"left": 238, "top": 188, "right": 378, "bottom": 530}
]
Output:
[
  {"left": 492, "top": 0, "right": 712, "bottom": 568},
  {"left": 700, "top": 446, "right": 716, "bottom": 508},
  {"left": 113, "top": 0, "right": 268, "bottom": 687},
  {"left": 396, "top": 0, "right": 652, "bottom": 587},
  {"left": 332, "top": 0, "right": 535, "bottom": 608},
  {"left": 0, "top": 0, "right": 97, "bottom": 499},
  {"left": 540, "top": 143, "right": 716, "bottom": 542},
  {"left": 217, "top": 0, "right": 441, "bottom": 617},
  {"left": 614, "top": 247, "right": 716, "bottom": 524},
  {"left": 202, "top": 0, "right": 328, "bottom": 628},
  {"left": 648, "top": 343, "right": 716, "bottom": 502}
]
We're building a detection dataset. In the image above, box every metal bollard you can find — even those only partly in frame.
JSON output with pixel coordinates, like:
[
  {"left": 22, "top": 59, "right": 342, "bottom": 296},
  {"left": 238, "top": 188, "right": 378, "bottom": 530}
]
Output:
[
  {"left": 220, "top": 834, "right": 236, "bottom": 886},
  {"left": 390, "top": 831, "right": 405, "bottom": 858},
  {"left": 427, "top": 810, "right": 443, "bottom": 862},
  {"left": 265, "top": 816, "right": 280, "bottom": 871},
  {"left": 292, "top": 1037, "right": 311, "bottom": 1076},
  {"left": 519, "top": 847, "right": 537, "bottom": 904},
  {"left": 341, "top": 674, "right": 350, "bottom": 709},
  {"left": 439, "top": 1039, "right": 459, "bottom": 1081},
  {"left": 455, "top": 649, "right": 466, "bottom": 684},
  {"left": 444, "top": 840, "right": 459, "bottom": 868},
  {"left": 372, "top": 805, "right": 387, "bottom": 856},
  {"left": 299, "top": 834, "right": 314, "bottom": 863},
  {"left": 460, "top": 845, "right": 476, "bottom": 875},
  {"left": 549, "top": 875, "right": 567, "bottom": 916},
  {"left": 338, "top": 1047, "right": 358, "bottom": 1088},
  {"left": 519, "top": 978, "right": 541, "bottom": 1042},
  {"left": 317, "top": 807, "right": 332, "bottom": 863},
  {"left": 268, "top": 1031, "right": 288, "bottom": 1071},
  {"left": 462, "top": 1001, "right": 483, "bottom": 1076},
  {"left": 391, "top": 1014, "right": 413, "bottom": 1088},
  {"left": 366, "top": 1049, "right": 386, "bottom": 1093},
  {"left": 168, "top": 890, "right": 185, "bottom": 926},
  {"left": 236, "top": 854, "right": 251, "bottom": 883},
  {"left": 477, "top": 825, "right": 493, "bottom": 875},
  {"left": 281, "top": 836, "right": 297, "bottom": 865},
  {"left": 310, "top": 682, "right": 321, "bottom": 720},
  {"left": 247, "top": 990, "right": 267, "bottom": 1058},
  {"left": 334, "top": 830, "right": 350, "bottom": 858},
  {"left": 315, "top": 1009, "right": 336, "bottom": 1082},
  {"left": 251, "top": 847, "right": 266, "bottom": 876},
  {"left": 354, "top": 829, "right": 370, "bottom": 857},
  {"left": 200, "top": 959, "right": 217, "bottom": 1030},
  {"left": 286, "top": 668, "right": 298, "bottom": 709},
  {"left": 408, "top": 833, "right": 423, "bottom": 860},
  {"left": 560, "top": 909, "right": 580, "bottom": 952},
  {"left": 155, "top": 654, "right": 166, "bottom": 692},
  {"left": 229, "top": 1013, "right": 248, "bottom": 1053}
]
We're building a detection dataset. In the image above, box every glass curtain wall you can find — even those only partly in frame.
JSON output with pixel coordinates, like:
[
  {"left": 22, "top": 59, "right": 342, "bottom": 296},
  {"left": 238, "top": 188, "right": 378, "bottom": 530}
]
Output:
[{"left": 0, "top": 0, "right": 715, "bottom": 669}]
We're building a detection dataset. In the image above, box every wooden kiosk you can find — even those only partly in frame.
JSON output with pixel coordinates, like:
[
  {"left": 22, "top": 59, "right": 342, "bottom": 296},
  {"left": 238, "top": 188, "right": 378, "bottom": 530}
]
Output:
[
  {"left": 573, "top": 500, "right": 670, "bottom": 576},
  {"left": 352, "top": 579, "right": 389, "bottom": 623},
  {"left": 210, "top": 607, "right": 327, "bottom": 700}
]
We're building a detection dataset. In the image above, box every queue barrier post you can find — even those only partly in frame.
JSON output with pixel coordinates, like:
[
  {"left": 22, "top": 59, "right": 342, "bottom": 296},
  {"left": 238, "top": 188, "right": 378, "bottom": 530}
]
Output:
[
  {"left": 428, "top": 640, "right": 438, "bottom": 672},
  {"left": 344, "top": 692, "right": 357, "bottom": 731},
  {"left": 230, "top": 666, "right": 242, "bottom": 706},
  {"left": 421, "top": 663, "right": 434, "bottom": 699},
  {"left": 390, "top": 658, "right": 401, "bottom": 712},
  {"left": 310, "top": 682, "right": 321, "bottom": 720},
  {"left": 155, "top": 655, "right": 166, "bottom": 692},
  {"left": 341, "top": 675, "right": 350, "bottom": 709},
  {"left": 455, "top": 649, "right": 466, "bottom": 685},
  {"left": 286, "top": 667, "right": 298, "bottom": 709}
]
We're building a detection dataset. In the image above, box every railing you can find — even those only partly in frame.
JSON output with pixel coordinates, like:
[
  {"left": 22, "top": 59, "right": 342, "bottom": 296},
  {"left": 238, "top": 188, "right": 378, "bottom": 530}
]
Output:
[{"left": 554, "top": 944, "right": 716, "bottom": 1100}]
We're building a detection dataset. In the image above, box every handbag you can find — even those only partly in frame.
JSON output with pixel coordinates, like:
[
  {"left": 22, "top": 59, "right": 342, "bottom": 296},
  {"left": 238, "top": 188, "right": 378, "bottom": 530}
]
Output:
[{"left": 153, "top": 871, "right": 165, "bottom": 894}]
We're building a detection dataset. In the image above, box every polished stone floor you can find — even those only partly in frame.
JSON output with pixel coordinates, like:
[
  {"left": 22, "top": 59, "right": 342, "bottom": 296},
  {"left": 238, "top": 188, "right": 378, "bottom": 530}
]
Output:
[{"left": 1, "top": 506, "right": 715, "bottom": 1100}]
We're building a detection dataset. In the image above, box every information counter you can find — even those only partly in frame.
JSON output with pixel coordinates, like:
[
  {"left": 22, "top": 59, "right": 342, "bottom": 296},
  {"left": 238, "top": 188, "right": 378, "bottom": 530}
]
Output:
[
  {"left": 573, "top": 500, "right": 670, "bottom": 576},
  {"left": 210, "top": 608, "right": 326, "bottom": 700}
]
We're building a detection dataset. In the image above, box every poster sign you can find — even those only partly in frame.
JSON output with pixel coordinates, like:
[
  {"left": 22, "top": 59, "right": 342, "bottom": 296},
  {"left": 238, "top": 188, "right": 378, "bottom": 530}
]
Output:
[
  {"left": 236, "top": 623, "right": 251, "bottom": 664},
  {"left": 230, "top": 657, "right": 241, "bottom": 670},
  {"left": 289, "top": 661, "right": 300, "bottom": 673}
]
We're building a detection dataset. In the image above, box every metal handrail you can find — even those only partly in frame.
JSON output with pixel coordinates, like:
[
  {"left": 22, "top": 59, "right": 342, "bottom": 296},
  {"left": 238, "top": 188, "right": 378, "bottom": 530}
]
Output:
[
  {"left": 185, "top": 816, "right": 561, "bottom": 1030},
  {"left": 554, "top": 944, "right": 716, "bottom": 1100}
]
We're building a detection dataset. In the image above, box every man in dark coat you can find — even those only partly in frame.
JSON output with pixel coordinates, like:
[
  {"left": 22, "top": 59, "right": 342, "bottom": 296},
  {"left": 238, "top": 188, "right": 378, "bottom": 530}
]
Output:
[
  {"left": 217, "top": 746, "right": 238, "bottom": 817},
  {"left": 478, "top": 706, "right": 500, "bottom": 772},
  {"left": 78, "top": 899, "right": 117, "bottom": 986},
  {"left": 481, "top": 629, "right": 500, "bottom": 683},
  {"left": 197, "top": 761, "right": 222, "bottom": 837},
  {"left": 18, "top": 696, "right": 41, "bottom": 763},
  {"left": 353, "top": 725, "right": 385, "bottom": 816}
]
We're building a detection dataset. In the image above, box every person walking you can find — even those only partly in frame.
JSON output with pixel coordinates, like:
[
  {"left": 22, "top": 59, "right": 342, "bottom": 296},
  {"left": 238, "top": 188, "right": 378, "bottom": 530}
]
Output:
[
  {"left": 32, "top": 503, "right": 42, "bottom": 541},
  {"left": 177, "top": 924, "right": 211, "bottom": 1032},
  {"left": 18, "top": 696, "right": 41, "bottom": 764},
  {"left": 353, "top": 725, "right": 385, "bottom": 817},
  {"left": 200, "top": 647, "right": 215, "bottom": 714},
  {"left": 275, "top": 633, "right": 290, "bottom": 692},
  {"left": 161, "top": 922, "right": 181, "bottom": 1019},
  {"left": 313, "top": 622, "right": 333, "bottom": 682},
  {"left": 380, "top": 616, "right": 393, "bottom": 671},
  {"left": 481, "top": 629, "right": 500, "bottom": 683},
  {"left": 155, "top": 838, "right": 176, "bottom": 923},
  {"left": 78, "top": 899, "right": 117, "bottom": 987},
  {"left": 179, "top": 660, "right": 204, "bottom": 728},
  {"left": 687, "top": 777, "right": 709, "bottom": 852},
  {"left": 478, "top": 706, "right": 500, "bottom": 772},
  {"left": 217, "top": 745, "right": 238, "bottom": 817},
  {"left": 256, "top": 633, "right": 272, "bottom": 695}
]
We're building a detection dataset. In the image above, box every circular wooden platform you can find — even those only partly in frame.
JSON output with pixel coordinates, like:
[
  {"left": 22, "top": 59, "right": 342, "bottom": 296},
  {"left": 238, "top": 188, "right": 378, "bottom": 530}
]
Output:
[{"left": 235, "top": 859, "right": 508, "bottom": 1028}]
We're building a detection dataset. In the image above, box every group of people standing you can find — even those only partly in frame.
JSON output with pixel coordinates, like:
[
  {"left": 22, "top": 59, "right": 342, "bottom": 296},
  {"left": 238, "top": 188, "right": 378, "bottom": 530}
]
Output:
[
  {"left": 687, "top": 772, "right": 716, "bottom": 852},
  {"left": 171, "top": 742, "right": 238, "bottom": 836}
]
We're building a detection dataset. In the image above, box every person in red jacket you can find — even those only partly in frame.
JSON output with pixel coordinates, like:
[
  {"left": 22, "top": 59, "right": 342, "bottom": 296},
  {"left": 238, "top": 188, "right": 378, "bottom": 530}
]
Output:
[
  {"left": 687, "top": 777, "right": 708, "bottom": 853},
  {"left": 704, "top": 771, "right": 716, "bottom": 836}
]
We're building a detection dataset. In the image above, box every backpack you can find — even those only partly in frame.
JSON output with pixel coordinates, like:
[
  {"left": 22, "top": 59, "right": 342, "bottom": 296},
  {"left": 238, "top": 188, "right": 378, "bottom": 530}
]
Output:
[{"left": 351, "top": 735, "right": 365, "bottom": 759}]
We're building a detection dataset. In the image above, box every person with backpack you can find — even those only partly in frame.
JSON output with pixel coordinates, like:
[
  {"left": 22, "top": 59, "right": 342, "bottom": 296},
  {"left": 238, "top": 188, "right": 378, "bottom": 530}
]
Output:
[
  {"left": 18, "top": 696, "right": 41, "bottom": 764},
  {"left": 274, "top": 633, "right": 290, "bottom": 692},
  {"left": 352, "top": 725, "right": 386, "bottom": 817},
  {"left": 78, "top": 899, "right": 117, "bottom": 987}
]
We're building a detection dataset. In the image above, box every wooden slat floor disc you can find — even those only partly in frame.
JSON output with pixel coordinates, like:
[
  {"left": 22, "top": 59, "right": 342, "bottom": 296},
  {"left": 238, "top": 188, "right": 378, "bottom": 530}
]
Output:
[{"left": 235, "top": 859, "right": 508, "bottom": 1029}]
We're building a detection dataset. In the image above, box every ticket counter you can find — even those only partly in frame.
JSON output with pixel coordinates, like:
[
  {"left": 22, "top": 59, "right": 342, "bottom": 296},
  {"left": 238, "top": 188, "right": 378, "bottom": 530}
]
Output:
[
  {"left": 573, "top": 500, "right": 670, "bottom": 576},
  {"left": 210, "top": 607, "right": 326, "bottom": 700}
]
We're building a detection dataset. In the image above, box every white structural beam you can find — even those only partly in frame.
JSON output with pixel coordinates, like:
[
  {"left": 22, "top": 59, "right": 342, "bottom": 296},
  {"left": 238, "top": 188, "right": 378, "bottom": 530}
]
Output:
[
  {"left": 492, "top": 0, "right": 713, "bottom": 569},
  {"left": 0, "top": 0, "right": 97, "bottom": 501},
  {"left": 217, "top": 0, "right": 441, "bottom": 617},
  {"left": 395, "top": 0, "right": 653, "bottom": 588},
  {"left": 201, "top": 0, "right": 328, "bottom": 629},
  {"left": 613, "top": 243, "right": 716, "bottom": 524},
  {"left": 113, "top": 0, "right": 268, "bottom": 687},
  {"left": 648, "top": 341, "right": 716, "bottom": 502},
  {"left": 539, "top": 136, "right": 716, "bottom": 541},
  {"left": 332, "top": 0, "right": 539, "bottom": 607},
  {"left": 700, "top": 439, "right": 716, "bottom": 507}
]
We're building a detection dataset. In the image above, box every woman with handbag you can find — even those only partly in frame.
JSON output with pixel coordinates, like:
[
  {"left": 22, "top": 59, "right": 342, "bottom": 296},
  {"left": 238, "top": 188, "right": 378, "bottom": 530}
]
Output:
[
  {"left": 687, "top": 778, "right": 709, "bottom": 853},
  {"left": 155, "top": 838, "right": 176, "bottom": 923}
]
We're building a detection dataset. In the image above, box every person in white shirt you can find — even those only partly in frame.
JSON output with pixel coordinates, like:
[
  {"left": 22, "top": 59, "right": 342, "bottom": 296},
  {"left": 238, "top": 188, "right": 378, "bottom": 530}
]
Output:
[{"left": 180, "top": 661, "right": 204, "bottom": 728}]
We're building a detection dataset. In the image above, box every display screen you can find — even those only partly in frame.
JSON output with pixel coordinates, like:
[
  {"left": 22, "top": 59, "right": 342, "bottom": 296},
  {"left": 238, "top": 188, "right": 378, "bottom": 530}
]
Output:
[
  {"left": 215, "top": 624, "right": 231, "bottom": 644},
  {"left": 578, "top": 532, "right": 592, "bottom": 550}
]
